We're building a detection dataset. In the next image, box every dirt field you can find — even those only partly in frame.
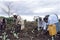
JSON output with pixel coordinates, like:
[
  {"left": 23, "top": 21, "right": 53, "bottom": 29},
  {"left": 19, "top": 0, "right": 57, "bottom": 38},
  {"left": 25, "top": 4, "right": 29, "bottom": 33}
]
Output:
[{"left": 0, "top": 30, "right": 60, "bottom": 40}]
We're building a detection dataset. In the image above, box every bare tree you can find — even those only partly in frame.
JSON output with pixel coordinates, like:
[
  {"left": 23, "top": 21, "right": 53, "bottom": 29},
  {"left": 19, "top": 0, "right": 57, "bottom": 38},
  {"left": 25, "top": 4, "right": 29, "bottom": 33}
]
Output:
[{"left": 1, "top": 2, "right": 13, "bottom": 17}]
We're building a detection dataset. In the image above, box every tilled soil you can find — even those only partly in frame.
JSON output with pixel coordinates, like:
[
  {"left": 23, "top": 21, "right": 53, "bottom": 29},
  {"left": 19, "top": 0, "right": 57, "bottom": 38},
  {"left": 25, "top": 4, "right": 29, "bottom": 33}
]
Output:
[
  {"left": 0, "top": 30, "right": 60, "bottom": 40},
  {"left": 8, "top": 31, "right": 60, "bottom": 40}
]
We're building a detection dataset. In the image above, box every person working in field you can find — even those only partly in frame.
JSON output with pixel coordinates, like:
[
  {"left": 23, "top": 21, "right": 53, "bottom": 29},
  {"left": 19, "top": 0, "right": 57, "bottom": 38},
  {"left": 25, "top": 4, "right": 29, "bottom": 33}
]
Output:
[
  {"left": 0, "top": 18, "right": 7, "bottom": 33},
  {"left": 12, "top": 13, "right": 25, "bottom": 38},
  {"left": 2, "top": 18, "right": 7, "bottom": 32},
  {"left": 43, "top": 14, "right": 58, "bottom": 31},
  {"left": 0, "top": 18, "right": 7, "bottom": 40},
  {"left": 38, "top": 17, "right": 43, "bottom": 31},
  {"left": 13, "top": 13, "right": 21, "bottom": 34}
]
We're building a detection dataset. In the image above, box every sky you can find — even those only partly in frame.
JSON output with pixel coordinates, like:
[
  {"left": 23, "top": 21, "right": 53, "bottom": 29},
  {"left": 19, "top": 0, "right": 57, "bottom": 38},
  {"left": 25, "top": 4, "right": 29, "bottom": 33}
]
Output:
[{"left": 0, "top": 0, "right": 60, "bottom": 21}]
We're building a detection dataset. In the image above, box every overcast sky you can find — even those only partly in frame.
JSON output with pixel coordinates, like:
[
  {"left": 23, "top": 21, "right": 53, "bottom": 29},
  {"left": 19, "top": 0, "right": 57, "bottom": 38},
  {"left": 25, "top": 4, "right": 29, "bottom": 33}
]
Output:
[{"left": 0, "top": 0, "right": 60, "bottom": 21}]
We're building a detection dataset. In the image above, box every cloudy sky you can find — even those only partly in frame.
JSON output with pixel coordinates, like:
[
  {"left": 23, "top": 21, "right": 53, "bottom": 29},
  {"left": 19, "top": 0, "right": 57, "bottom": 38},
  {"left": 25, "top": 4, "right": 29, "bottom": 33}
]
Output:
[{"left": 0, "top": 0, "right": 60, "bottom": 21}]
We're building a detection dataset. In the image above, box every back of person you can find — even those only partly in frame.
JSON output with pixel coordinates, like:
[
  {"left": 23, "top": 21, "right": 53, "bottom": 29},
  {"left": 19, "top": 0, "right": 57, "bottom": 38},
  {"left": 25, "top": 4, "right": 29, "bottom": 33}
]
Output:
[
  {"left": 17, "top": 16, "right": 25, "bottom": 30},
  {"left": 16, "top": 16, "right": 21, "bottom": 25},
  {"left": 38, "top": 17, "right": 43, "bottom": 31},
  {"left": 48, "top": 14, "right": 58, "bottom": 25},
  {"left": 1, "top": 18, "right": 7, "bottom": 33},
  {"left": 39, "top": 17, "right": 43, "bottom": 28}
]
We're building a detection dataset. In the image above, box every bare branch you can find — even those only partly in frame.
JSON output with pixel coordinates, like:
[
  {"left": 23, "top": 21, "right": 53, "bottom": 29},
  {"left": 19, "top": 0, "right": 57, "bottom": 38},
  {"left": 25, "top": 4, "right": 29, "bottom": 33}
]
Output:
[{"left": 1, "top": 2, "right": 13, "bottom": 17}]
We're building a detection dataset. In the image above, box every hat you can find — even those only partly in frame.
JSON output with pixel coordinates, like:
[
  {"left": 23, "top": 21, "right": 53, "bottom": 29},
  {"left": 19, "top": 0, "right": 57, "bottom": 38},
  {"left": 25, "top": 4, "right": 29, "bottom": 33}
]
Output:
[{"left": 12, "top": 13, "right": 17, "bottom": 15}]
